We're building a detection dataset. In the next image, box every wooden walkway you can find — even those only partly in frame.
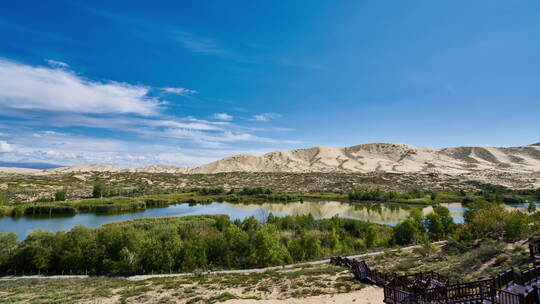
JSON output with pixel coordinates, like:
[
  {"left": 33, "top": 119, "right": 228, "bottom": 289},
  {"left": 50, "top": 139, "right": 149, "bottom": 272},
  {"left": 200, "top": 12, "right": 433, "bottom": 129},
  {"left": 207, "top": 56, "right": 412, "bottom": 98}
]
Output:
[
  {"left": 330, "top": 241, "right": 540, "bottom": 304},
  {"left": 530, "top": 242, "right": 540, "bottom": 261}
]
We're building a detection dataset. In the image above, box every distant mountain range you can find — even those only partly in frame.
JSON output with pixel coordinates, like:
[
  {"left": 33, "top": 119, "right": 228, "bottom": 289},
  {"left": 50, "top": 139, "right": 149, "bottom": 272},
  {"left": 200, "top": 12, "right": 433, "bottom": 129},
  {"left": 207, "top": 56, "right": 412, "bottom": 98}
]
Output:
[
  {"left": 0, "top": 161, "right": 63, "bottom": 170},
  {"left": 8, "top": 142, "right": 535, "bottom": 176}
]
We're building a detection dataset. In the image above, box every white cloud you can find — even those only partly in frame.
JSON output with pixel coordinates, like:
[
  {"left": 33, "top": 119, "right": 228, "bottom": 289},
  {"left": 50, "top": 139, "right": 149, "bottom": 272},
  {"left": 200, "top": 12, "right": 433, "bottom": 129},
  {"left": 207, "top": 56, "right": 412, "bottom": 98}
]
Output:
[
  {"left": 0, "top": 58, "right": 162, "bottom": 115},
  {"left": 45, "top": 59, "right": 69, "bottom": 68},
  {"left": 0, "top": 140, "right": 13, "bottom": 152},
  {"left": 150, "top": 119, "right": 223, "bottom": 131},
  {"left": 250, "top": 113, "right": 281, "bottom": 122},
  {"left": 213, "top": 113, "right": 233, "bottom": 121},
  {"left": 162, "top": 87, "right": 198, "bottom": 96}
]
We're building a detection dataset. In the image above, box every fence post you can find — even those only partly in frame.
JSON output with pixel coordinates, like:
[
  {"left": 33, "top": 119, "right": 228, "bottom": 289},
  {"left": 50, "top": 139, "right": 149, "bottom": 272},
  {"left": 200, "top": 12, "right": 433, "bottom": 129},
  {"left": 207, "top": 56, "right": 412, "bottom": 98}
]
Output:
[{"left": 519, "top": 293, "right": 525, "bottom": 304}]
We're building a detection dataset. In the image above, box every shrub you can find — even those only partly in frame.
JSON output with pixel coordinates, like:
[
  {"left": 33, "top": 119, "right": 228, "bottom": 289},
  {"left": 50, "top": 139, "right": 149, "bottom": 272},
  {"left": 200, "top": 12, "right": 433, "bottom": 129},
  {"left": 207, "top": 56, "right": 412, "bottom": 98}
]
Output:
[{"left": 54, "top": 189, "right": 67, "bottom": 201}]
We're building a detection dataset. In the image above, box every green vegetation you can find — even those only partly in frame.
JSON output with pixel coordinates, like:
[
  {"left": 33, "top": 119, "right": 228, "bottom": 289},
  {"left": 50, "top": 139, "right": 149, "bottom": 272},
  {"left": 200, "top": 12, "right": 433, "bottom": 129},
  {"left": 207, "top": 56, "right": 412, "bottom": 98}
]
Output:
[
  {"left": 3, "top": 196, "right": 534, "bottom": 276},
  {"left": 0, "top": 214, "right": 393, "bottom": 275},
  {"left": 391, "top": 198, "right": 539, "bottom": 247},
  {"left": 54, "top": 188, "right": 67, "bottom": 201},
  {"left": 2, "top": 181, "right": 537, "bottom": 218},
  {"left": 0, "top": 196, "right": 175, "bottom": 217},
  {"left": 348, "top": 187, "right": 539, "bottom": 205}
]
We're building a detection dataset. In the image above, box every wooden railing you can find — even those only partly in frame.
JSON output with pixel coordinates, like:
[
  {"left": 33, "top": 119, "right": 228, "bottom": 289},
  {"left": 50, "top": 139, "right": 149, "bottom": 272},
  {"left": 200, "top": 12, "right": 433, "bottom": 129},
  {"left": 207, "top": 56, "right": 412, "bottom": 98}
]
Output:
[
  {"left": 383, "top": 286, "right": 416, "bottom": 304},
  {"left": 420, "top": 279, "right": 495, "bottom": 303},
  {"left": 495, "top": 269, "right": 517, "bottom": 289},
  {"left": 331, "top": 255, "right": 540, "bottom": 304},
  {"left": 530, "top": 243, "right": 540, "bottom": 259},
  {"left": 399, "top": 271, "right": 448, "bottom": 285},
  {"left": 519, "top": 264, "right": 540, "bottom": 286},
  {"left": 496, "top": 288, "right": 539, "bottom": 304}
]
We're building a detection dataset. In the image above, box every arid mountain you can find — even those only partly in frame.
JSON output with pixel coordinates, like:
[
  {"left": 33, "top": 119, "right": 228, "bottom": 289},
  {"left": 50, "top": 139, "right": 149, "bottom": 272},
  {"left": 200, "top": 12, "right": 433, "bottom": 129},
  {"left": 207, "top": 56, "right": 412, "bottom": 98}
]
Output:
[
  {"left": 127, "top": 164, "right": 192, "bottom": 174},
  {"left": 45, "top": 164, "right": 125, "bottom": 173},
  {"left": 191, "top": 143, "right": 540, "bottom": 175},
  {"left": 3, "top": 143, "right": 540, "bottom": 176}
]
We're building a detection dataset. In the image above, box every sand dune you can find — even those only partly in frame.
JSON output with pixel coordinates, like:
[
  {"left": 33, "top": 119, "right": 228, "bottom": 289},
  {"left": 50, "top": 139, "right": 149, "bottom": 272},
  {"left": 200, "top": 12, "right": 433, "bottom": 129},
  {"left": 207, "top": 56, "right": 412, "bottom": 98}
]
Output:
[
  {"left": 2, "top": 143, "right": 540, "bottom": 178},
  {"left": 0, "top": 167, "right": 41, "bottom": 174},
  {"left": 191, "top": 142, "right": 540, "bottom": 175}
]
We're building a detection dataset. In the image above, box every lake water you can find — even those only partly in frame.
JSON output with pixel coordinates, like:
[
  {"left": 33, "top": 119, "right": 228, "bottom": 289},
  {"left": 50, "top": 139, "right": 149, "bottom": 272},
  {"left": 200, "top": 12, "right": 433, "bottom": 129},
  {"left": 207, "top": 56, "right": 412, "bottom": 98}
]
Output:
[{"left": 1, "top": 200, "right": 538, "bottom": 240}]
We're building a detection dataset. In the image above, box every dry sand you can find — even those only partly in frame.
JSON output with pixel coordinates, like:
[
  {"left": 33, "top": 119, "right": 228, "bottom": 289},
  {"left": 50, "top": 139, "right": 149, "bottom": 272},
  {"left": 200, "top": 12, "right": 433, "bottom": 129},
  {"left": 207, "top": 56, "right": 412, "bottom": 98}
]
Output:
[
  {"left": 222, "top": 286, "right": 383, "bottom": 304},
  {"left": 0, "top": 167, "right": 41, "bottom": 174},
  {"left": 4, "top": 142, "right": 540, "bottom": 187}
]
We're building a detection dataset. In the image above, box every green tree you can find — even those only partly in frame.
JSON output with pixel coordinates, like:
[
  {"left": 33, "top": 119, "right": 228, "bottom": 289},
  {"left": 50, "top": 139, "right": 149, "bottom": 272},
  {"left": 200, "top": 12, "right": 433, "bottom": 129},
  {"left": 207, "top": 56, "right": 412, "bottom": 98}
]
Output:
[
  {"left": 393, "top": 219, "right": 420, "bottom": 245},
  {"left": 327, "top": 228, "right": 340, "bottom": 252},
  {"left": 424, "top": 213, "right": 444, "bottom": 240},
  {"left": 503, "top": 211, "right": 528, "bottom": 242},
  {"left": 0, "top": 233, "right": 18, "bottom": 272},
  {"left": 365, "top": 226, "right": 377, "bottom": 248},
  {"left": 433, "top": 206, "right": 456, "bottom": 235},
  {"left": 21, "top": 230, "right": 56, "bottom": 274},
  {"left": 92, "top": 182, "right": 107, "bottom": 198},
  {"left": 251, "top": 224, "right": 291, "bottom": 266},
  {"left": 54, "top": 189, "right": 67, "bottom": 201},
  {"left": 225, "top": 225, "right": 250, "bottom": 267}
]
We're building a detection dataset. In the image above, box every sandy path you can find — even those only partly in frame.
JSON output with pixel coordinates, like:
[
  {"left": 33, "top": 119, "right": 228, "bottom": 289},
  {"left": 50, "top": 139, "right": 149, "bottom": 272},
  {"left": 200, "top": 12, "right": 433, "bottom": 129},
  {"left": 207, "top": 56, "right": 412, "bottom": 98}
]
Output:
[{"left": 223, "top": 286, "right": 383, "bottom": 304}]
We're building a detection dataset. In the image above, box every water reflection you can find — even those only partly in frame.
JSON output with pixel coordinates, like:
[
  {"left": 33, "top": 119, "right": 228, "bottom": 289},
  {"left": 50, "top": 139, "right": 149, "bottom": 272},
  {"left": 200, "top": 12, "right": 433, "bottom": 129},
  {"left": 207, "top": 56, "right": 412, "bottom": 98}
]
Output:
[{"left": 0, "top": 200, "right": 538, "bottom": 240}]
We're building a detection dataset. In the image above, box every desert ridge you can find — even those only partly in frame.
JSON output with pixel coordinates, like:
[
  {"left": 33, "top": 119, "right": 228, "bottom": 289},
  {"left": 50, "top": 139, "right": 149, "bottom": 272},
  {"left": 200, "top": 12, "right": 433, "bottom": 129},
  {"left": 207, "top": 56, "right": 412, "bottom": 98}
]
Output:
[{"left": 2, "top": 142, "right": 540, "bottom": 176}]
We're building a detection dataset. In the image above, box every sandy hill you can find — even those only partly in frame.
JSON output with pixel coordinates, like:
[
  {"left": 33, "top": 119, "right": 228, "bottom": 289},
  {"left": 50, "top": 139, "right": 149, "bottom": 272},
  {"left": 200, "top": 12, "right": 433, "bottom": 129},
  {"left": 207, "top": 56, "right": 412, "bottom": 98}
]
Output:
[
  {"left": 44, "top": 164, "right": 125, "bottom": 173},
  {"left": 191, "top": 143, "right": 540, "bottom": 175},
  {"left": 2, "top": 142, "right": 539, "bottom": 177},
  {"left": 0, "top": 167, "right": 42, "bottom": 174},
  {"left": 127, "top": 164, "right": 192, "bottom": 174}
]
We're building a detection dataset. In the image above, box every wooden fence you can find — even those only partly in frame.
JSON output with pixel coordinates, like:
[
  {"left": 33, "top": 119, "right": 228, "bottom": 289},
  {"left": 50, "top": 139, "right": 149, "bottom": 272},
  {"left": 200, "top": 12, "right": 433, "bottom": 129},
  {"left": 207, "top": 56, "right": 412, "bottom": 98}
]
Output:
[
  {"left": 331, "top": 255, "right": 540, "bottom": 304},
  {"left": 519, "top": 264, "right": 540, "bottom": 286},
  {"left": 530, "top": 243, "right": 540, "bottom": 260},
  {"left": 419, "top": 279, "right": 495, "bottom": 303},
  {"left": 496, "top": 288, "right": 539, "bottom": 304}
]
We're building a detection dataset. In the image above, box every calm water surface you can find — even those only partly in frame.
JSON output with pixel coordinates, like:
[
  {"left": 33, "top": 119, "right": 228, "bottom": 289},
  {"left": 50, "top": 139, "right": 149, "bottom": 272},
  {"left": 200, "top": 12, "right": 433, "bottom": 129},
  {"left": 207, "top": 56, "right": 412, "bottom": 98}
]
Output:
[{"left": 1, "top": 200, "right": 538, "bottom": 240}]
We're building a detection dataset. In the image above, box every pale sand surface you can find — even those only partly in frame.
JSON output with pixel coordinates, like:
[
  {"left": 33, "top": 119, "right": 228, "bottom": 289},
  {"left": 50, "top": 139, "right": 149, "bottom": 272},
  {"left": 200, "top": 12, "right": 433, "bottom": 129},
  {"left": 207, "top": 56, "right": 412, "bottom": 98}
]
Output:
[
  {"left": 0, "top": 167, "right": 41, "bottom": 174},
  {"left": 8, "top": 142, "right": 540, "bottom": 178},
  {"left": 222, "top": 286, "right": 383, "bottom": 304}
]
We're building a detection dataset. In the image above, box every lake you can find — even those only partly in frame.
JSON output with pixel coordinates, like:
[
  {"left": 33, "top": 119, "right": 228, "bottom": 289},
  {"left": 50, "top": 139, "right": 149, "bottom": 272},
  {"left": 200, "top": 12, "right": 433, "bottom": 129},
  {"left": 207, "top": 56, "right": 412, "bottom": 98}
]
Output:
[{"left": 1, "top": 200, "right": 538, "bottom": 240}]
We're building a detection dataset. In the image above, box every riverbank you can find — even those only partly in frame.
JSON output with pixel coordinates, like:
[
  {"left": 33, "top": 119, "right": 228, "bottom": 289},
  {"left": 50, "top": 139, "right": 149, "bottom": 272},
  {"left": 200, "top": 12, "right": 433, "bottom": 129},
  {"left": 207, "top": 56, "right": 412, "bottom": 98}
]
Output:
[{"left": 2, "top": 188, "right": 537, "bottom": 218}]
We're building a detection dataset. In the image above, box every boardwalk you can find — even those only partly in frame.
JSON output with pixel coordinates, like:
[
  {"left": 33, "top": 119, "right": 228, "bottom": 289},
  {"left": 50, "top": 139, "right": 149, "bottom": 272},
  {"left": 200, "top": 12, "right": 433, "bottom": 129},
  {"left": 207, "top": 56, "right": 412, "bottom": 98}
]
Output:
[{"left": 330, "top": 240, "right": 540, "bottom": 304}]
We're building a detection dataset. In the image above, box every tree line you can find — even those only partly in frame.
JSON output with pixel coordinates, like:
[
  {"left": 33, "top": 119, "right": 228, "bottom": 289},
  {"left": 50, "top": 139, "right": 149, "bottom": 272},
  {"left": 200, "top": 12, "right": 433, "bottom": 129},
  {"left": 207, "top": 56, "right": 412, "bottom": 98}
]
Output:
[{"left": 1, "top": 198, "right": 537, "bottom": 276}]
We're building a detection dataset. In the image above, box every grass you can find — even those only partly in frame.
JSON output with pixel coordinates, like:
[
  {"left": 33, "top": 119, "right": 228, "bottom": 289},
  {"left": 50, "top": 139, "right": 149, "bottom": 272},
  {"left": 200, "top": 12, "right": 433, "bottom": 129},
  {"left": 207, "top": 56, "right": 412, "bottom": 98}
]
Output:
[{"left": 0, "top": 265, "right": 353, "bottom": 303}]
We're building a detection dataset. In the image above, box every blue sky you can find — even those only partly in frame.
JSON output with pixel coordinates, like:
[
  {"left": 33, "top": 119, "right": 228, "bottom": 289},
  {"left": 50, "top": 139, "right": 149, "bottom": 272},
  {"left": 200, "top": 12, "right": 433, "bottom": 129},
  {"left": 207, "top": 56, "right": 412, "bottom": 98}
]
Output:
[{"left": 0, "top": 0, "right": 539, "bottom": 167}]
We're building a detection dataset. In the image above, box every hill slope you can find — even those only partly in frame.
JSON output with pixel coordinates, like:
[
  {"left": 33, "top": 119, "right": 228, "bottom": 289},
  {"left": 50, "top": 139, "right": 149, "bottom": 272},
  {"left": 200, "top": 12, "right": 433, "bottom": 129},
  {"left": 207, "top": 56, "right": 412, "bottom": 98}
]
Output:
[
  {"left": 3, "top": 142, "right": 540, "bottom": 176},
  {"left": 191, "top": 143, "right": 540, "bottom": 175}
]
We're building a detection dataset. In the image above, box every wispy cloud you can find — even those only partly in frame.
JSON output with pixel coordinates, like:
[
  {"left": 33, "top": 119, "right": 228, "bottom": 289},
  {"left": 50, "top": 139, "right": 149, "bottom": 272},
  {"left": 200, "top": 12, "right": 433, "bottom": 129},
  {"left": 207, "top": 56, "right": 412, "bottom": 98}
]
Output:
[
  {"left": 162, "top": 87, "right": 198, "bottom": 96},
  {"left": 0, "top": 57, "right": 299, "bottom": 166},
  {"left": 45, "top": 59, "right": 69, "bottom": 68},
  {"left": 250, "top": 113, "right": 281, "bottom": 122},
  {"left": 213, "top": 113, "right": 233, "bottom": 121},
  {"left": 0, "top": 140, "right": 13, "bottom": 152},
  {"left": 0, "top": 58, "right": 162, "bottom": 116}
]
